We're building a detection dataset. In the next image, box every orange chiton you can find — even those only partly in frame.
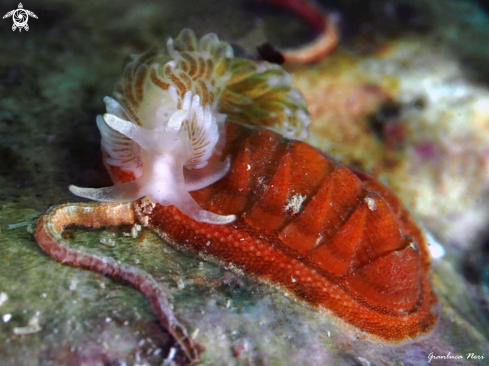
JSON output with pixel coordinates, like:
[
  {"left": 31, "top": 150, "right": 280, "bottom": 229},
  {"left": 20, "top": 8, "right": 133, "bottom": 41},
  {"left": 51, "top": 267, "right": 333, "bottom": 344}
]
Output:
[
  {"left": 110, "top": 121, "right": 439, "bottom": 342},
  {"left": 35, "top": 29, "right": 438, "bottom": 352}
]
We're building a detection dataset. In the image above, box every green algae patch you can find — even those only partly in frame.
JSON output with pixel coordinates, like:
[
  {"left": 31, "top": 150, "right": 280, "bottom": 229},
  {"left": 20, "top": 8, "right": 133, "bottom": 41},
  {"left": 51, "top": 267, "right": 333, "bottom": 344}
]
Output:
[{"left": 0, "top": 202, "right": 172, "bottom": 366}]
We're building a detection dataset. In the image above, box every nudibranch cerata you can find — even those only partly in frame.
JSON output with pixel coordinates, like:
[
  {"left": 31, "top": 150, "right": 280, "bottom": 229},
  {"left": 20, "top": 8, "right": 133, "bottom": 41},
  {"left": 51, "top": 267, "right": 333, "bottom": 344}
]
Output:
[{"left": 35, "top": 29, "right": 438, "bottom": 363}]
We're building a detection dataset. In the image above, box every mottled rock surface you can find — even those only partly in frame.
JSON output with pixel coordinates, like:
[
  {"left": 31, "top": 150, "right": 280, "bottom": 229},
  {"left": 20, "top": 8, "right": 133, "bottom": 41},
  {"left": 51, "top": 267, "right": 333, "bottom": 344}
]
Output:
[{"left": 1, "top": 0, "right": 489, "bottom": 365}]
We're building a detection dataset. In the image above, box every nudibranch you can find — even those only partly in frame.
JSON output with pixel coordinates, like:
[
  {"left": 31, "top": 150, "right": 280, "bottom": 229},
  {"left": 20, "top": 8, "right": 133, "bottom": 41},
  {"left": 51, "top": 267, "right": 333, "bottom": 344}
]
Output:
[
  {"left": 69, "top": 28, "right": 310, "bottom": 225},
  {"left": 35, "top": 29, "right": 438, "bottom": 364}
]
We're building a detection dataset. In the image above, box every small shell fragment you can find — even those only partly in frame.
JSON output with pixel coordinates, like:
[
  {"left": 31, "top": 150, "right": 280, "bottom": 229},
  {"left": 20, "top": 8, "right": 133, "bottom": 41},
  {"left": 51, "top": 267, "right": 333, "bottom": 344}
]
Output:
[
  {"left": 0, "top": 292, "right": 8, "bottom": 307},
  {"left": 13, "top": 312, "right": 42, "bottom": 335}
]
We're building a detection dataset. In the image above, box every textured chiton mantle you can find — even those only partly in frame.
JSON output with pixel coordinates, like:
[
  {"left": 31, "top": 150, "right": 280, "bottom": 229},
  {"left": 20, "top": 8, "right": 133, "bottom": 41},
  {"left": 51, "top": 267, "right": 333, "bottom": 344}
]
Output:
[
  {"left": 136, "top": 122, "right": 439, "bottom": 341},
  {"left": 33, "top": 27, "right": 438, "bottom": 364}
]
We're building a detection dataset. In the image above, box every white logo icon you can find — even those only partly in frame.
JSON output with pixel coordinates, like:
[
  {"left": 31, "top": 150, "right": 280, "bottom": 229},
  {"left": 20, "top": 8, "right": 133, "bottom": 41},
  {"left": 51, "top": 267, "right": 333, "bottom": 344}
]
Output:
[{"left": 3, "top": 3, "right": 38, "bottom": 32}]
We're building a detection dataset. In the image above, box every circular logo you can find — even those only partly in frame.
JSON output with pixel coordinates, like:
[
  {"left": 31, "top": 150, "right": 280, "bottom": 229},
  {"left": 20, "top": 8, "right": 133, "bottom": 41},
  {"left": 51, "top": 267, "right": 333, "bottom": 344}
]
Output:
[
  {"left": 12, "top": 9, "right": 29, "bottom": 29},
  {"left": 3, "top": 3, "right": 38, "bottom": 32}
]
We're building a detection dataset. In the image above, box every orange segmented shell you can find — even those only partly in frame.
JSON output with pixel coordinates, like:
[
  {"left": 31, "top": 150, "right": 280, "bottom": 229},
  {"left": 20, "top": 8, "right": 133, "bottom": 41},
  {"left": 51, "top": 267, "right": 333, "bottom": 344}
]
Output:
[{"left": 122, "top": 122, "right": 439, "bottom": 342}]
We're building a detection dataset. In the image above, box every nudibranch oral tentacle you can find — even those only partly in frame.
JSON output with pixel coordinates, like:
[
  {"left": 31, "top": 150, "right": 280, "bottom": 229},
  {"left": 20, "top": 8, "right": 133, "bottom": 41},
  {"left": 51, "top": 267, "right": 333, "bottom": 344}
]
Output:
[
  {"left": 70, "top": 28, "right": 311, "bottom": 224},
  {"left": 183, "top": 155, "right": 231, "bottom": 192}
]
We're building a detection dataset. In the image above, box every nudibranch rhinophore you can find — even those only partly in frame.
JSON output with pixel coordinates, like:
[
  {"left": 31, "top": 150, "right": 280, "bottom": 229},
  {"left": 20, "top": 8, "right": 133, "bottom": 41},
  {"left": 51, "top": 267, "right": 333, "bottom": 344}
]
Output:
[{"left": 35, "top": 29, "right": 438, "bottom": 364}]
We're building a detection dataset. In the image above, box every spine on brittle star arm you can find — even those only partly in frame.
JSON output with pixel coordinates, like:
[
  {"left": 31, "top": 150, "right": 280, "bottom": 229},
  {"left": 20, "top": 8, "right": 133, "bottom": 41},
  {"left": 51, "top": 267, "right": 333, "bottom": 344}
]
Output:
[{"left": 34, "top": 202, "right": 202, "bottom": 363}]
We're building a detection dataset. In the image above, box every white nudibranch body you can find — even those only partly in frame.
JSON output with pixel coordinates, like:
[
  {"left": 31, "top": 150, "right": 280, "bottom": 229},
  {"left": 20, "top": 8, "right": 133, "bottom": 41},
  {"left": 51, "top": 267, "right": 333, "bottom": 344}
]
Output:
[{"left": 69, "top": 29, "right": 311, "bottom": 225}]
